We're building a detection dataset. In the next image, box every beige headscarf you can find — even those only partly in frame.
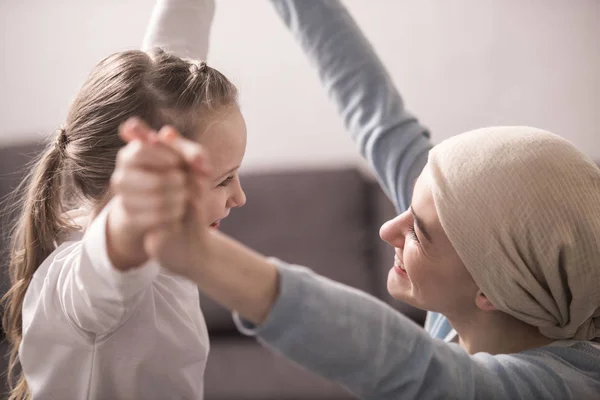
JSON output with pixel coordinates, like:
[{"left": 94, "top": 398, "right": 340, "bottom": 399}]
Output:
[{"left": 428, "top": 126, "right": 600, "bottom": 342}]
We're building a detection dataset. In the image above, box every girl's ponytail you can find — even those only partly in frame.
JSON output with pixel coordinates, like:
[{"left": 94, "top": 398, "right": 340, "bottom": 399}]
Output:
[{"left": 2, "top": 133, "right": 69, "bottom": 400}]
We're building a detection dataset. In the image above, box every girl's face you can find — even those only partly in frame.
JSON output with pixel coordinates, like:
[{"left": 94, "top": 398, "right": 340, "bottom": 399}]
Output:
[
  {"left": 196, "top": 106, "right": 247, "bottom": 228},
  {"left": 379, "top": 164, "right": 479, "bottom": 317}
]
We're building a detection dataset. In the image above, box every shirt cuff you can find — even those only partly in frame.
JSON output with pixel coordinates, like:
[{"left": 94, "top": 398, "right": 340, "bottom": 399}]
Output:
[
  {"left": 82, "top": 201, "right": 161, "bottom": 300},
  {"left": 233, "top": 257, "right": 309, "bottom": 338}
]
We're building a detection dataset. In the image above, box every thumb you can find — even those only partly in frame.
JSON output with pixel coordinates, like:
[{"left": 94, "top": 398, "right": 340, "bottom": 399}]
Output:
[
  {"left": 157, "top": 126, "right": 211, "bottom": 175},
  {"left": 119, "top": 117, "right": 157, "bottom": 144}
]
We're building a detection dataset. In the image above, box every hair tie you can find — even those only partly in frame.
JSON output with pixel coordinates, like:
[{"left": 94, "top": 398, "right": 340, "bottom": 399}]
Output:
[
  {"left": 55, "top": 127, "right": 69, "bottom": 151},
  {"left": 196, "top": 61, "right": 208, "bottom": 73}
]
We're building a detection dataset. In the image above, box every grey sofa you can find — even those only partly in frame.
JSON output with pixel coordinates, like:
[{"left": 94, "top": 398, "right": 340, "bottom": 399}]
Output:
[{"left": 0, "top": 143, "right": 426, "bottom": 399}]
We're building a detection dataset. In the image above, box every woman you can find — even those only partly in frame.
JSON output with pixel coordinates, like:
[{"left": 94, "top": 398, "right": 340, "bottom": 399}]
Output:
[
  {"left": 141, "top": 0, "right": 600, "bottom": 398},
  {"left": 141, "top": 126, "right": 600, "bottom": 400}
]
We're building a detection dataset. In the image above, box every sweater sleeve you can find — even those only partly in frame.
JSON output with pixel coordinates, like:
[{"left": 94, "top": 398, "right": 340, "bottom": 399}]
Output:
[
  {"left": 52, "top": 203, "right": 161, "bottom": 335},
  {"left": 270, "top": 0, "right": 459, "bottom": 343},
  {"left": 270, "top": 0, "right": 432, "bottom": 212},
  {"left": 234, "top": 260, "right": 576, "bottom": 400},
  {"left": 142, "top": 0, "right": 215, "bottom": 60}
]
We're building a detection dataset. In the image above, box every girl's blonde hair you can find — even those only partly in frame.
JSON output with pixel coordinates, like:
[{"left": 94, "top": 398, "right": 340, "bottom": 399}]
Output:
[{"left": 1, "top": 48, "right": 237, "bottom": 399}]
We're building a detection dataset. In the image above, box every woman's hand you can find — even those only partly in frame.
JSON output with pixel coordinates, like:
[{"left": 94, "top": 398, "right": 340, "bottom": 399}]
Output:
[{"left": 143, "top": 128, "right": 214, "bottom": 278}]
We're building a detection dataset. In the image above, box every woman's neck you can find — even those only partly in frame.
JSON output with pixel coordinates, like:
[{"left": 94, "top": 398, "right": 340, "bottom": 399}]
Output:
[{"left": 447, "top": 310, "right": 555, "bottom": 355}]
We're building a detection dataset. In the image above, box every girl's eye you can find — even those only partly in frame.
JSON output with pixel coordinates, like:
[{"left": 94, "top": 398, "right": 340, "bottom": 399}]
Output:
[
  {"left": 217, "top": 176, "right": 234, "bottom": 188},
  {"left": 407, "top": 224, "right": 420, "bottom": 244}
]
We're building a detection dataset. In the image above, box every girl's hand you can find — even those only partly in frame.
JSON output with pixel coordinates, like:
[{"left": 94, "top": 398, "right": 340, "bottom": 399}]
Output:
[{"left": 107, "top": 118, "right": 189, "bottom": 270}]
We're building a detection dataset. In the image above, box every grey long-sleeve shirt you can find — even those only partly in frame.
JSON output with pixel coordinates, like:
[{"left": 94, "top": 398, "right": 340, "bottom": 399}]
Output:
[{"left": 234, "top": 1, "right": 600, "bottom": 399}]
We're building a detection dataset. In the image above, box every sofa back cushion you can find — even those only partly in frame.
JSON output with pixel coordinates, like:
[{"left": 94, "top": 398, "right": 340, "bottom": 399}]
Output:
[
  {"left": 204, "top": 168, "right": 382, "bottom": 333},
  {"left": 0, "top": 143, "right": 44, "bottom": 299}
]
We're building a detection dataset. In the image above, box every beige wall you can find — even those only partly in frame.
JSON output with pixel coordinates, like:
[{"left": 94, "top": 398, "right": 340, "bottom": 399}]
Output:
[{"left": 1, "top": 0, "right": 598, "bottom": 170}]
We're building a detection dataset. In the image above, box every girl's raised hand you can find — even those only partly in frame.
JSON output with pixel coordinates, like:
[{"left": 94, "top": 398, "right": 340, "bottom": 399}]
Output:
[{"left": 107, "top": 118, "right": 189, "bottom": 270}]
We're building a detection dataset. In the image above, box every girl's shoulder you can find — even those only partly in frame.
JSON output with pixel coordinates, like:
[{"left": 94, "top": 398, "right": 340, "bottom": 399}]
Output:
[
  {"left": 63, "top": 207, "right": 92, "bottom": 238},
  {"left": 32, "top": 207, "right": 91, "bottom": 282},
  {"left": 33, "top": 240, "right": 83, "bottom": 282}
]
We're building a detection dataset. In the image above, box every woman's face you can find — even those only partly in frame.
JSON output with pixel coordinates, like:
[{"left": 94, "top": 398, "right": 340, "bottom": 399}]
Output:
[{"left": 379, "top": 164, "right": 479, "bottom": 316}]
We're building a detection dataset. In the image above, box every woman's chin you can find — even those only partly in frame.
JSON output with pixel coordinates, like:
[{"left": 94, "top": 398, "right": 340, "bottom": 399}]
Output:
[{"left": 387, "top": 268, "right": 416, "bottom": 305}]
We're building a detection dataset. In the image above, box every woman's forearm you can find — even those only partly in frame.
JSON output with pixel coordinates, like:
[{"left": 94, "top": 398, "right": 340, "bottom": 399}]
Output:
[
  {"left": 270, "top": 0, "right": 431, "bottom": 212},
  {"left": 187, "top": 230, "right": 279, "bottom": 325}
]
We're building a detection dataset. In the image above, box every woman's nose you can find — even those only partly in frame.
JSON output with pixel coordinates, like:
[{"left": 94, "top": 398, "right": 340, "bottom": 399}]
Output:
[{"left": 379, "top": 212, "right": 408, "bottom": 249}]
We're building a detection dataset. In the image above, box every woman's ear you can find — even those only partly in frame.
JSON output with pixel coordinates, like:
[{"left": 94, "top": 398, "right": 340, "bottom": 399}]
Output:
[{"left": 475, "top": 290, "right": 497, "bottom": 312}]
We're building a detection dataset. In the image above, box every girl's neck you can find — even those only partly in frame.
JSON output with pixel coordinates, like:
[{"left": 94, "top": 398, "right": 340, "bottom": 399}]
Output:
[{"left": 447, "top": 310, "right": 555, "bottom": 355}]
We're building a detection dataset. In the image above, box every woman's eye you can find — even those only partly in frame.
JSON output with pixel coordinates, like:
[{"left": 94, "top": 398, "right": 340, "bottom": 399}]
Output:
[
  {"left": 407, "top": 224, "right": 420, "bottom": 244},
  {"left": 217, "top": 176, "right": 234, "bottom": 187}
]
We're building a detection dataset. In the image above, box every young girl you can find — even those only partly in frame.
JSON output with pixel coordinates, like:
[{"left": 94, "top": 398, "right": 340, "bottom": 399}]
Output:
[{"left": 2, "top": 2, "right": 246, "bottom": 399}]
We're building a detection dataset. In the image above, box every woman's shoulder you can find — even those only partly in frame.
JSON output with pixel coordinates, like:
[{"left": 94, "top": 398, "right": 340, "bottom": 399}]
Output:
[
  {"left": 535, "top": 340, "right": 600, "bottom": 372},
  {"left": 528, "top": 339, "right": 600, "bottom": 359},
  {"left": 498, "top": 340, "right": 600, "bottom": 374},
  {"left": 462, "top": 340, "right": 600, "bottom": 399},
  {"left": 490, "top": 341, "right": 600, "bottom": 398}
]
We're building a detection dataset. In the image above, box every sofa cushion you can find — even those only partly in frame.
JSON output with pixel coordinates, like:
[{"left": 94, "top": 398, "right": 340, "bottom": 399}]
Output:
[
  {"left": 204, "top": 337, "right": 354, "bottom": 400},
  {"left": 202, "top": 168, "right": 379, "bottom": 334},
  {"left": 0, "top": 143, "right": 45, "bottom": 302}
]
